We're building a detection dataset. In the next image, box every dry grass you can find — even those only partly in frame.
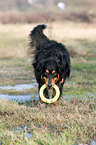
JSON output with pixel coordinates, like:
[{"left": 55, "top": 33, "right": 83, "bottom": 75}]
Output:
[
  {"left": 0, "top": 12, "right": 96, "bottom": 24},
  {"left": 48, "top": 22, "right": 96, "bottom": 41},
  {"left": 0, "top": 97, "right": 96, "bottom": 144},
  {"left": 0, "top": 21, "right": 96, "bottom": 58}
]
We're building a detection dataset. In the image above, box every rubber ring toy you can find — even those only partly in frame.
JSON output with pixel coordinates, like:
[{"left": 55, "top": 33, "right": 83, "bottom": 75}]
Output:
[{"left": 39, "top": 84, "right": 60, "bottom": 103}]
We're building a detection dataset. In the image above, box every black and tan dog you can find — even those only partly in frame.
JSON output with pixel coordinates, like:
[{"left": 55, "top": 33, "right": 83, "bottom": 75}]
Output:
[{"left": 30, "top": 24, "right": 70, "bottom": 103}]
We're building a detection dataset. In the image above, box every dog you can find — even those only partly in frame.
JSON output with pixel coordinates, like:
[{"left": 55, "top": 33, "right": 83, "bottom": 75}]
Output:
[{"left": 29, "top": 24, "right": 70, "bottom": 103}]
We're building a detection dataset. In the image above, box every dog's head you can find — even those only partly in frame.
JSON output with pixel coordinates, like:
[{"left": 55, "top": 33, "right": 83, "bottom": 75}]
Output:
[
  {"left": 40, "top": 59, "right": 60, "bottom": 88},
  {"left": 35, "top": 56, "right": 70, "bottom": 88}
]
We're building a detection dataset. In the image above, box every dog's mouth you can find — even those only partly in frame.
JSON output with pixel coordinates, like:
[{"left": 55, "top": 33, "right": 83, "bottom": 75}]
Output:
[
  {"left": 47, "top": 83, "right": 52, "bottom": 89},
  {"left": 44, "top": 78, "right": 58, "bottom": 89},
  {"left": 41, "top": 76, "right": 55, "bottom": 89},
  {"left": 47, "top": 85, "right": 56, "bottom": 99},
  {"left": 41, "top": 71, "right": 59, "bottom": 89},
  {"left": 47, "top": 79, "right": 56, "bottom": 89}
]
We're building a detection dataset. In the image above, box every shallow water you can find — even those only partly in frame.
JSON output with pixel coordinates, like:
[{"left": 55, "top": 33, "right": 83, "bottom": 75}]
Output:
[
  {"left": 0, "top": 94, "right": 39, "bottom": 102},
  {"left": 13, "top": 125, "right": 96, "bottom": 144},
  {"left": 63, "top": 93, "right": 96, "bottom": 101},
  {"left": 90, "top": 140, "right": 96, "bottom": 145},
  {"left": 13, "top": 125, "right": 32, "bottom": 138},
  {"left": 0, "top": 83, "right": 37, "bottom": 91},
  {"left": 0, "top": 93, "right": 95, "bottom": 103},
  {"left": 0, "top": 82, "right": 39, "bottom": 102},
  {"left": 0, "top": 83, "right": 95, "bottom": 102},
  {"left": 74, "top": 140, "right": 96, "bottom": 145}
]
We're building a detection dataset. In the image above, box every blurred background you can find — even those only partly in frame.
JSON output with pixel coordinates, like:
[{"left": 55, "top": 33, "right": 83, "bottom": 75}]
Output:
[{"left": 0, "top": 0, "right": 96, "bottom": 23}]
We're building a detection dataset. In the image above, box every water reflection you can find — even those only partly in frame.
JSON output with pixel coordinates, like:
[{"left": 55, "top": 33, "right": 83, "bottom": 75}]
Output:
[
  {"left": 0, "top": 83, "right": 37, "bottom": 91},
  {"left": 91, "top": 140, "right": 96, "bottom": 145},
  {"left": 0, "top": 94, "right": 39, "bottom": 102}
]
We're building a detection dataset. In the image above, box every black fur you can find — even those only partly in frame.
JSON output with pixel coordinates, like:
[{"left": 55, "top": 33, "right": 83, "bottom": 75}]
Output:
[{"left": 30, "top": 24, "right": 70, "bottom": 101}]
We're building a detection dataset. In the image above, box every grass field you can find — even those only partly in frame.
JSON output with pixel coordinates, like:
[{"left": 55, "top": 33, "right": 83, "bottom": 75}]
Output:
[{"left": 0, "top": 21, "right": 96, "bottom": 145}]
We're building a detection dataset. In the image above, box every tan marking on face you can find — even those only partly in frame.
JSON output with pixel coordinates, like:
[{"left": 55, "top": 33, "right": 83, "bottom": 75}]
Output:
[
  {"left": 43, "top": 77, "right": 49, "bottom": 85},
  {"left": 46, "top": 70, "right": 49, "bottom": 73},
  {"left": 41, "top": 74, "right": 43, "bottom": 79},
  {"left": 52, "top": 78, "right": 58, "bottom": 86},
  {"left": 46, "top": 78, "right": 49, "bottom": 85},
  {"left": 52, "top": 70, "right": 55, "bottom": 74},
  {"left": 52, "top": 79, "right": 55, "bottom": 86},
  {"left": 58, "top": 74, "right": 59, "bottom": 80},
  {"left": 52, "top": 74, "right": 59, "bottom": 84},
  {"left": 43, "top": 73, "right": 60, "bottom": 87}
]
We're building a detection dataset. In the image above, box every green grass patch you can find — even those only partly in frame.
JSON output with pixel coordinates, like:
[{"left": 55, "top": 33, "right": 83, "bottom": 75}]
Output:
[
  {"left": 72, "top": 62, "right": 96, "bottom": 71},
  {"left": 0, "top": 97, "right": 95, "bottom": 144}
]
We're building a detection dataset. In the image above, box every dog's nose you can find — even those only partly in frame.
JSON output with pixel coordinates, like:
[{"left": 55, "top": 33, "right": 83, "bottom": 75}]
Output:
[{"left": 47, "top": 83, "right": 52, "bottom": 88}]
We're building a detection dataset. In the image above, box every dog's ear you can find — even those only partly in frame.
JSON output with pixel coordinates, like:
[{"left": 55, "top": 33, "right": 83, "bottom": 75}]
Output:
[
  {"left": 36, "top": 63, "right": 44, "bottom": 73},
  {"left": 58, "top": 62, "right": 70, "bottom": 79},
  {"left": 59, "top": 64, "right": 64, "bottom": 74},
  {"left": 65, "top": 65, "right": 70, "bottom": 78}
]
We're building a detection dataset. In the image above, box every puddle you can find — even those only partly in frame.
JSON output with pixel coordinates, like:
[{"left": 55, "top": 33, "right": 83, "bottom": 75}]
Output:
[
  {"left": 63, "top": 93, "right": 96, "bottom": 101},
  {"left": 0, "top": 82, "right": 95, "bottom": 102},
  {"left": 13, "top": 125, "right": 96, "bottom": 145},
  {"left": 74, "top": 140, "right": 96, "bottom": 145},
  {"left": 0, "top": 83, "right": 37, "bottom": 91},
  {"left": 66, "top": 81, "right": 77, "bottom": 85},
  {"left": 91, "top": 140, "right": 96, "bottom": 145},
  {"left": 13, "top": 125, "right": 32, "bottom": 138},
  {"left": 0, "top": 94, "right": 39, "bottom": 102},
  {"left": 0, "top": 82, "right": 39, "bottom": 102},
  {"left": 0, "top": 93, "right": 95, "bottom": 103}
]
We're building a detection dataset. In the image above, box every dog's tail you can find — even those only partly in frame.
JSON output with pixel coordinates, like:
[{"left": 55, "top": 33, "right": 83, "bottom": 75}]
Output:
[{"left": 29, "top": 24, "right": 49, "bottom": 49}]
